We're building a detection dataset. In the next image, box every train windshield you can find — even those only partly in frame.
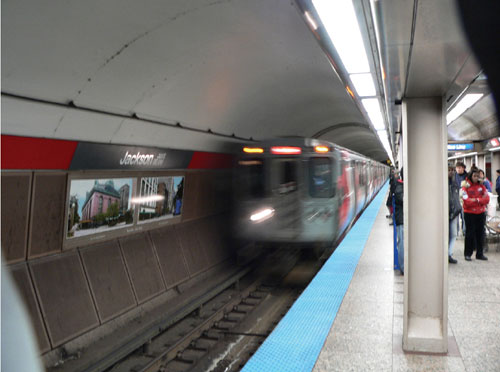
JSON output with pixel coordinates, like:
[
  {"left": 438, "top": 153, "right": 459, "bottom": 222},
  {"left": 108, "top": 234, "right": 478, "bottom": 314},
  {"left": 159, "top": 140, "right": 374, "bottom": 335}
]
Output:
[
  {"left": 270, "top": 159, "right": 298, "bottom": 195},
  {"left": 237, "top": 159, "right": 265, "bottom": 198},
  {"left": 309, "top": 157, "right": 334, "bottom": 198}
]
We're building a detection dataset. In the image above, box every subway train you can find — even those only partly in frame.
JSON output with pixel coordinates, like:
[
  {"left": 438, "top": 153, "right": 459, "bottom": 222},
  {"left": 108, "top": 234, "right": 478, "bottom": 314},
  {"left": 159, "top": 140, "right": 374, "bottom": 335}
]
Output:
[{"left": 234, "top": 137, "right": 389, "bottom": 249}]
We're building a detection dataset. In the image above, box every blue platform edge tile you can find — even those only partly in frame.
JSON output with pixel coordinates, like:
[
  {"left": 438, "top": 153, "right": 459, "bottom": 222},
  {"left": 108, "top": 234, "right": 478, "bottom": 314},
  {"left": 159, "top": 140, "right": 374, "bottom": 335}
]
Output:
[{"left": 241, "top": 182, "right": 389, "bottom": 372}]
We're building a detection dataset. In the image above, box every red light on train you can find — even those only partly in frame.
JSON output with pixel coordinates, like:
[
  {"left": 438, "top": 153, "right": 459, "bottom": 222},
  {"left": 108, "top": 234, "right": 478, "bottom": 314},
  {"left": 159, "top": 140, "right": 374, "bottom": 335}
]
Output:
[
  {"left": 314, "top": 145, "right": 329, "bottom": 153},
  {"left": 243, "top": 147, "right": 264, "bottom": 153},
  {"left": 270, "top": 146, "right": 302, "bottom": 155}
]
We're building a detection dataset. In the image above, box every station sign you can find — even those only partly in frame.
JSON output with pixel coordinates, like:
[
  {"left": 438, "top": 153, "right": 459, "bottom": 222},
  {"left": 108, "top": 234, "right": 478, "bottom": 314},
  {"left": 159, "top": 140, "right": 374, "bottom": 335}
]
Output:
[
  {"left": 447, "top": 143, "right": 474, "bottom": 151},
  {"left": 1, "top": 134, "right": 233, "bottom": 170},
  {"left": 69, "top": 143, "right": 193, "bottom": 170}
]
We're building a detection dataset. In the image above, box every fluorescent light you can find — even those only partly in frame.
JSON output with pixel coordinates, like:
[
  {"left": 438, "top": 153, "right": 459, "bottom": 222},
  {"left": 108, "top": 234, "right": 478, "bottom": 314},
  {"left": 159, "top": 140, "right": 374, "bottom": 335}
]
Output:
[
  {"left": 304, "top": 11, "right": 318, "bottom": 30},
  {"left": 446, "top": 93, "right": 483, "bottom": 125},
  {"left": 376, "top": 129, "right": 393, "bottom": 160},
  {"left": 489, "top": 147, "right": 500, "bottom": 152},
  {"left": 362, "top": 98, "right": 385, "bottom": 130},
  {"left": 313, "top": 0, "right": 370, "bottom": 73},
  {"left": 350, "top": 73, "right": 376, "bottom": 96}
]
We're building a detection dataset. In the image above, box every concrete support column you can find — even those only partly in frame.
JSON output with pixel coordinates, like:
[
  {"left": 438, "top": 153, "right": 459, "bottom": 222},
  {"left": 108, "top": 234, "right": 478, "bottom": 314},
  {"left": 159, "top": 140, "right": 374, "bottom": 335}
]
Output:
[
  {"left": 478, "top": 154, "right": 486, "bottom": 172},
  {"left": 402, "top": 97, "right": 448, "bottom": 353},
  {"left": 465, "top": 157, "right": 472, "bottom": 169},
  {"left": 491, "top": 151, "right": 500, "bottom": 194}
]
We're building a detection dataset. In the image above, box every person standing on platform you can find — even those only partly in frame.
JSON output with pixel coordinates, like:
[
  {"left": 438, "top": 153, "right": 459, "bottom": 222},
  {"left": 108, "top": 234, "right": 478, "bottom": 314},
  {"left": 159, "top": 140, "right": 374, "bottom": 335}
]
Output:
[
  {"left": 479, "top": 169, "right": 492, "bottom": 192},
  {"left": 496, "top": 169, "right": 500, "bottom": 207},
  {"left": 394, "top": 169, "right": 404, "bottom": 274},
  {"left": 461, "top": 169, "right": 489, "bottom": 261},
  {"left": 448, "top": 166, "right": 460, "bottom": 264},
  {"left": 455, "top": 162, "right": 467, "bottom": 236},
  {"left": 386, "top": 168, "right": 397, "bottom": 224}
]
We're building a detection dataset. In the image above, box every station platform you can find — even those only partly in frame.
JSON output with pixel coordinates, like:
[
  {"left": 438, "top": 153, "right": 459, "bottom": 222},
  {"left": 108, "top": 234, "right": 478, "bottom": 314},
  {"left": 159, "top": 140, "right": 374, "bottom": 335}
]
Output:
[{"left": 242, "top": 184, "right": 500, "bottom": 372}]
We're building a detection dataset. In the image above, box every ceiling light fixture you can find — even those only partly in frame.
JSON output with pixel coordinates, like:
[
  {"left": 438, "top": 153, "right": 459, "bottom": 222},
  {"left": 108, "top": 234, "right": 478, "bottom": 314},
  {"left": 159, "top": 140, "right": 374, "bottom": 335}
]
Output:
[
  {"left": 350, "top": 73, "right": 376, "bottom": 97},
  {"left": 312, "top": 0, "right": 370, "bottom": 74},
  {"left": 446, "top": 93, "right": 483, "bottom": 125},
  {"left": 362, "top": 98, "right": 385, "bottom": 130}
]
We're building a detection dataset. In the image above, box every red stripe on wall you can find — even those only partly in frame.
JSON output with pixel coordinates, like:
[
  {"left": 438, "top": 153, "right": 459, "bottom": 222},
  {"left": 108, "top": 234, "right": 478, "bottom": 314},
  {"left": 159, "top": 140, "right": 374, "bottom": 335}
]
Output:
[
  {"left": 187, "top": 152, "right": 234, "bottom": 169},
  {"left": 1, "top": 135, "right": 78, "bottom": 170}
]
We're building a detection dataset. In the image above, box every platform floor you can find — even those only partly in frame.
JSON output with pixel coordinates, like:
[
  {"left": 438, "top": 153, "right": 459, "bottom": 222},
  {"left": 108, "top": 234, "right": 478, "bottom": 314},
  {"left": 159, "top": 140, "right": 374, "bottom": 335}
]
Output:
[
  {"left": 242, "top": 186, "right": 500, "bottom": 372},
  {"left": 313, "top": 196, "right": 500, "bottom": 372}
]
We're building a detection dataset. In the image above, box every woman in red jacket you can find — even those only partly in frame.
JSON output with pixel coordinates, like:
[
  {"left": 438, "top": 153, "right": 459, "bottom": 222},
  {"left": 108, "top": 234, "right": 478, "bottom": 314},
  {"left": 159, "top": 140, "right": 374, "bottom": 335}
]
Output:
[{"left": 461, "top": 169, "right": 489, "bottom": 261}]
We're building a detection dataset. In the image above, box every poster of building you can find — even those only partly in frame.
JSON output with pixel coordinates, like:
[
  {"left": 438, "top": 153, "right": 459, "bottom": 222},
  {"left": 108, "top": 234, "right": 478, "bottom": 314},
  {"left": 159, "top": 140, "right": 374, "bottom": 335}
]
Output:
[
  {"left": 137, "top": 176, "right": 184, "bottom": 223},
  {"left": 67, "top": 178, "right": 134, "bottom": 238}
]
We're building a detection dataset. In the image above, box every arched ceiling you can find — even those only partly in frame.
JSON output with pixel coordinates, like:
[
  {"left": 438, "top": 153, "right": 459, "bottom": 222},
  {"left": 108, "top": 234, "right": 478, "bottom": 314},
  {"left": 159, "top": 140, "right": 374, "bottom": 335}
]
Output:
[
  {"left": 2, "top": 0, "right": 379, "bottom": 159},
  {"left": 2, "top": 0, "right": 498, "bottom": 162}
]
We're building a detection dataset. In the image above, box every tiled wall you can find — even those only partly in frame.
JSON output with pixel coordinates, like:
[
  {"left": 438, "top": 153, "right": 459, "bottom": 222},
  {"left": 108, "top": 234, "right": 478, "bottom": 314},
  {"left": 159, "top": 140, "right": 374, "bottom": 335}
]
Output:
[{"left": 1, "top": 170, "right": 233, "bottom": 352}]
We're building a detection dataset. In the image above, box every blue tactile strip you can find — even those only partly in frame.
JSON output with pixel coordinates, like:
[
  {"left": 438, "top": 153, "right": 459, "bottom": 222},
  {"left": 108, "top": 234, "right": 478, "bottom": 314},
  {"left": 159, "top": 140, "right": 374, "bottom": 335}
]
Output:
[{"left": 241, "top": 182, "right": 389, "bottom": 372}]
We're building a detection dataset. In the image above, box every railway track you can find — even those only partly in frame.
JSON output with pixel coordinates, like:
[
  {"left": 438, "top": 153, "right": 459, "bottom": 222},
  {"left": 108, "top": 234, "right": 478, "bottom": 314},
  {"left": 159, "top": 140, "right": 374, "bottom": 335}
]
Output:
[{"left": 103, "top": 247, "right": 319, "bottom": 372}]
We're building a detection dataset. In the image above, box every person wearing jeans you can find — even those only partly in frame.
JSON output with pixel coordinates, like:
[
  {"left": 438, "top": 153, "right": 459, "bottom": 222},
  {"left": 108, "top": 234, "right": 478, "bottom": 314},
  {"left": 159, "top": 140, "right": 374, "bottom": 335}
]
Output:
[
  {"left": 455, "top": 162, "right": 467, "bottom": 236},
  {"left": 461, "top": 169, "right": 489, "bottom": 261},
  {"left": 394, "top": 169, "right": 404, "bottom": 274},
  {"left": 449, "top": 166, "right": 461, "bottom": 263}
]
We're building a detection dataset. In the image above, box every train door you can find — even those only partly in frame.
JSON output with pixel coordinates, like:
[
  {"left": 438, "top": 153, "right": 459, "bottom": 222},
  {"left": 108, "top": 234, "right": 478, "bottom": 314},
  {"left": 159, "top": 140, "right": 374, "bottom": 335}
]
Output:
[
  {"left": 355, "top": 161, "right": 367, "bottom": 214},
  {"left": 338, "top": 155, "right": 355, "bottom": 235},
  {"left": 367, "top": 163, "right": 374, "bottom": 198},
  {"left": 302, "top": 155, "right": 338, "bottom": 243},
  {"left": 270, "top": 158, "right": 301, "bottom": 238}
]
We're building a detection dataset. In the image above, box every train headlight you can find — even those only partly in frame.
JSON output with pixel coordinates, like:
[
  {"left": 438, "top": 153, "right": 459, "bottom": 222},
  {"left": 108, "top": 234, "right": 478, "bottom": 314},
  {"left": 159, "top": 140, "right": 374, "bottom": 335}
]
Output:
[{"left": 250, "top": 208, "right": 275, "bottom": 223}]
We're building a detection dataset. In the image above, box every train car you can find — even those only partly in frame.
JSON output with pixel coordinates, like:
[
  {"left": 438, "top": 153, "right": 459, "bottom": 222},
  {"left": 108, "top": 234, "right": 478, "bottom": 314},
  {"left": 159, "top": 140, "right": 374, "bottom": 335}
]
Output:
[{"left": 234, "top": 137, "right": 388, "bottom": 249}]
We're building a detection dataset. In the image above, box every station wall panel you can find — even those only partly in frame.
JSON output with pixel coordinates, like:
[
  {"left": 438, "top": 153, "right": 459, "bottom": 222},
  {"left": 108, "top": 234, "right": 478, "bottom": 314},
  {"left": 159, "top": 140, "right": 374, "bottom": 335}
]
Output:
[
  {"left": 2, "top": 164, "right": 236, "bottom": 355},
  {"left": 29, "top": 251, "right": 99, "bottom": 347},
  {"left": 28, "top": 173, "right": 66, "bottom": 258},
  {"left": 181, "top": 172, "right": 200, "bottom": 221},
  {"left": 10, "top": 263, "right": 51, "bottom": 353},
  {"left": 1, "top": 173, "right": 31, "bottom": 263},
  {"left": 197, "top": 173, "right": 214, "bottom": 217},
  {"left": 149, "top": 226, "right": 190, "bottom": 288},
  {"left": 175, "top": 221, "right": 209, "bottom": 276},
  {"left": 198, "top": 216, "right": 231, "bottom": 266},
  {"left": 80, "top": 241, "right": 137, "bottom": 323},
  {"left": 193, "top": 218, "right": 219, "bottom": 267},
  {"left": 119, "top": 233, "right": 166, "bottom": 304}
]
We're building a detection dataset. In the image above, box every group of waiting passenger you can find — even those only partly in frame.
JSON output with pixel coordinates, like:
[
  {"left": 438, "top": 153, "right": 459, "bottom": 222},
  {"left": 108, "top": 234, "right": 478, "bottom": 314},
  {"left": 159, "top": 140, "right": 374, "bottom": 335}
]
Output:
[
  {"left": 451, "top": 162, "right": 495, "bottom": 262},
  {"left": 387, "top": 162, "right": 496, "bottom": 275}
]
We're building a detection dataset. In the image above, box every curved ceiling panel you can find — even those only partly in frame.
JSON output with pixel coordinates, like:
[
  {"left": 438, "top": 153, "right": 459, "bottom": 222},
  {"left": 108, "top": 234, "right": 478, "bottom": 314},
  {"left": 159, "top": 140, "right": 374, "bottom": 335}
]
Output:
[{"left": 2, "top": 0, "right": 388, "bottom": 160}]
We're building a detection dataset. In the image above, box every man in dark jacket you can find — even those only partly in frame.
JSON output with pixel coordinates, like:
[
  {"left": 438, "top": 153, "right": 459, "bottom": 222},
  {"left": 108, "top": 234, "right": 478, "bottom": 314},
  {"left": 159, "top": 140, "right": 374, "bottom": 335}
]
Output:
[
  {"left": 448, "top": 166, "right": 460, "bottom": 264},
  {"left": 496, "top": 169, "right": 500, "bottom": 207},
  {"left": 455, "top": 162, "right": 467, "bottom": 236},
  {"left": 386, "top": 167, "right": 397, "bottom": 223},
  {"left": 394, "top": 168, "right": 404, "bottom": 274}
]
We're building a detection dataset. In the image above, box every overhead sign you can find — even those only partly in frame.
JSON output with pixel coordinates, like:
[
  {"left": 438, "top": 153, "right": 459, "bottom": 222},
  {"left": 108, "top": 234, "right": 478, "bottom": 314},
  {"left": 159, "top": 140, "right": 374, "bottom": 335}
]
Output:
[{"left": 447, "top": 143, "right": 474, "bottom": 151}]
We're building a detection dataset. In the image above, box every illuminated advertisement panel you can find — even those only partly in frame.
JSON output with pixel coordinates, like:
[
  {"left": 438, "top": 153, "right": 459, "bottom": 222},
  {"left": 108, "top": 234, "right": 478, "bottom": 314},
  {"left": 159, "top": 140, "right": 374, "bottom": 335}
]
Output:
[
  {"left": 137, "top": 176, "right": 184, "bottom": 223},
  {"left": 67, "top": 178, "right": 134, "bottom": 238}
]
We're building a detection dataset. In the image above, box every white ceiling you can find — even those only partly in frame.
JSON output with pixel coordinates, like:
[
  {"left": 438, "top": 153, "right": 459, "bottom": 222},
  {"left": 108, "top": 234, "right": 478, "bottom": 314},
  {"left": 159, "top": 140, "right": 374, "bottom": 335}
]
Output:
[{"left": 2, "top": 0, "right": 498, "bottom": 159}]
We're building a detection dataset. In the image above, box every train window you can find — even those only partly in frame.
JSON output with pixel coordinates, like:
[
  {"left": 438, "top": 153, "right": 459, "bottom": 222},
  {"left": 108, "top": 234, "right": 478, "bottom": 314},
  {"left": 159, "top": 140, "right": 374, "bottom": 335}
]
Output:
[
  {"left": 275, "top": 160, "right": 297, "bottom": 194},
  {"left": 309, "top": 157, "right": 334, "bottom": 198},
  {"left": 238, "top": 159, "right": 265, "bottom": 197}
]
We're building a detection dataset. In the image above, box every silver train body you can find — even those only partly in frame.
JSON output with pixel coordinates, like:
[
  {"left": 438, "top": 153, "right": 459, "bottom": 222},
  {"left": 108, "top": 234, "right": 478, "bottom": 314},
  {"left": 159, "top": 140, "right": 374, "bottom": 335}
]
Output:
[{"left": 234, "top": 138, "right": 389, "bottom": 246}]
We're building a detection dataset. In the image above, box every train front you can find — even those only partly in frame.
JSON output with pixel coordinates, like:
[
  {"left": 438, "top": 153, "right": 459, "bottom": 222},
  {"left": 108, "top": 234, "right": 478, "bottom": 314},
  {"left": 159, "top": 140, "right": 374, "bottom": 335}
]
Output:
[{"left": 233, "top": 139, "right": 340, "bottom": 247}]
